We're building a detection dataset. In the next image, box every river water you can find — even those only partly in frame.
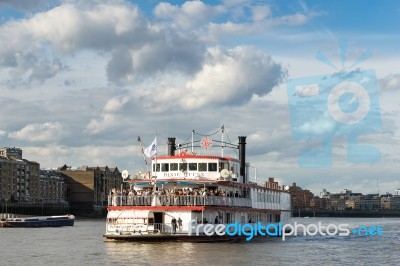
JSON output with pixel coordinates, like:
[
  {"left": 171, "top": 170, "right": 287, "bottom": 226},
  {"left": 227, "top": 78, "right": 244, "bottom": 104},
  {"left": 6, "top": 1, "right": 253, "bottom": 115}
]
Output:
[{"left": 0, "top": 217, "right": 399, "bottom": 265}]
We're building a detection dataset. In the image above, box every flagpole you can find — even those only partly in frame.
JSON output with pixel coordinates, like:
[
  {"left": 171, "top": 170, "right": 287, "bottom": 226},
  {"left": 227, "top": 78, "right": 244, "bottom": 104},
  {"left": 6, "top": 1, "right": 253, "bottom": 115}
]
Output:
[
  {"left": 137, "top": 137, "right": 150, "bottom": 177},
  {"left": 154, "top": 131, "right": 158, "bottom": 192}
]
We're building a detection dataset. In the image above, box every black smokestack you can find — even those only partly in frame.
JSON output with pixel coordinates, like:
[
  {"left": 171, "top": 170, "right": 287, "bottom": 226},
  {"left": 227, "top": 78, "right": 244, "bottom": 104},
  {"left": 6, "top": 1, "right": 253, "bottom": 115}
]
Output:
[
  {"left": 167, "top": 137, "right": 176, "bottom": 156},
  {"left": 238, "top": 136, "right": 246, "bottom": 183}
]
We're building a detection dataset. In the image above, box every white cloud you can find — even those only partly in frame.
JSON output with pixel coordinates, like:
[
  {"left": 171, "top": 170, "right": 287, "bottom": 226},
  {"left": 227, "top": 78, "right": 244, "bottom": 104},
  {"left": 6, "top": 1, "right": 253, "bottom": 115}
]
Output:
[
  {"left": 23, "top": 144, "right": 138, "bottom": 171},
  {"left": 270, "top": 13, "right": 309, "bottom": 26},
  {"left": 154, "top": 1, "right": 225, "bottom": 30},
  {"left": 106, "top": 34, "right": 205, "bottom": 84},
  {"left": 131, "top": 46, "right": 286, "bottom": 111},
  {"left": 0, "top": 129, "right": 6, "bottom": 137},
  {"left": 8, "top": 122, "right": 65, "bottom": 142},
  {"left": 179, "top": 46, "right": 286, "bottom": 109},
  {"left": 0, "top": 2, "right": 150, "bottom": 84},
  {"left": 207, "top": 7, "right": 319, "bottom": 41},
  {"left": 29, "top": 58, "right": 65, "bottom": 84},
  {"left": 26, "top": 3, "right": 147, "bottom": 52},
  {"left": 298, "top": 117, "right": 336, "bottom": 135},
  {"left": 252, "top": 5, "right": 271, "bottom": 21},
  {"left": 379, "top": 73, "right": 400, "bottom": 92},
  {"left": 86, "top": 114, "right": 116, "bottom": 134},
  {"left": 104, "top": 96, "right": 130, "bottom": 113}
]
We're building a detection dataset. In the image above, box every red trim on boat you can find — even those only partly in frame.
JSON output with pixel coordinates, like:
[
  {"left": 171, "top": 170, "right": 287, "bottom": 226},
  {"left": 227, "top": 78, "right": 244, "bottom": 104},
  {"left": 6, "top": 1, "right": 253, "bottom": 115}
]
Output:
[
  {"left": 108, "top": 206, "right": 205, "bottom": 211},
  {"left": 107, "top": 205, "right": 285, "bottom": 213},
  {"left": 154, "top": 154, "right": 239, "bottom": 162}
]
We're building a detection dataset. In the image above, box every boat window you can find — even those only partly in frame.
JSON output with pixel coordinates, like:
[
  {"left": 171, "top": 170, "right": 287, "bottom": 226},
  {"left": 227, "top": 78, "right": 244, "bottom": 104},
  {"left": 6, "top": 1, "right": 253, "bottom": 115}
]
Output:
[
  {"left": 189, "top": 163, "right": 197, "bottom": 171},
  {"left": 153, "top": 163, "right": 160, "bottom": 172},
  {"left": 179, "top": 163, "right": 188, "bottom": 171},
  {"left": 161, "top": 163, "right": 169, "bottom": 172},
  {"left": 219, "top": 162, "right": 229, "bottom": 170},
  {"left": 170, "top": 163, "right": 178, "bottom": 171},
  {"left": 208, "top": 163, "right": 217, "bottom": 172},
  {"left": 198, "top": 163, "right": 207, "bottom": 171}
]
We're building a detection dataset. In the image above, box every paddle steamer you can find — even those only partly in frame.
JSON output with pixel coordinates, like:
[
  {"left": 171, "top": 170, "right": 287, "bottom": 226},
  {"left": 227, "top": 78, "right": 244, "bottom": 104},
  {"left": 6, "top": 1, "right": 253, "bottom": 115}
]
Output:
[{"left": 104, "top": 128, "right": 291, "bottom": 242}]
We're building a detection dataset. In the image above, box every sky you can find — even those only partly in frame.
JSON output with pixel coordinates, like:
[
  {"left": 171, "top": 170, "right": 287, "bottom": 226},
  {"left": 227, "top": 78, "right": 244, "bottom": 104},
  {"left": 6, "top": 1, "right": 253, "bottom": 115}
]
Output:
[{"left": 0, "top": 0, "right": 399, "bottom": 196}]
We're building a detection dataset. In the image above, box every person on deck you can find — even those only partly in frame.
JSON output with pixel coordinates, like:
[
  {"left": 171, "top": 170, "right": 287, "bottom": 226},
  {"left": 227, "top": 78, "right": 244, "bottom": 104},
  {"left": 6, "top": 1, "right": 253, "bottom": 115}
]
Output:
[
  {"left": 171, "top": 218, "right": 177, "bottom": 234},
  {"left": 178, "top": 217, "right": 182, "bottom": 233}
]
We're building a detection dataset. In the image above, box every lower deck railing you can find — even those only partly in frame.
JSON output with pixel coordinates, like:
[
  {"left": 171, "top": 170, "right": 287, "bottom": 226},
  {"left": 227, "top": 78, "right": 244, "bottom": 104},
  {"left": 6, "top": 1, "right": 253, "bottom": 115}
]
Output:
[
  {"left": 107, "top": 195, "right": 252, "bottom": 208},
  {"left": 106, "top": 222, "right": 187, "bottom": 235}
]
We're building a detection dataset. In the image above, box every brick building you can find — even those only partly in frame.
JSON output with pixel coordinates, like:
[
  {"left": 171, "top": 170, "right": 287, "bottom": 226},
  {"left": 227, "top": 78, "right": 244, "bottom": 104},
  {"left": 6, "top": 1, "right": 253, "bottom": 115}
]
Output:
[
  {"left": 289, "top": 182, "right": 314, "bottom": 210},
  {"left": 0, "top": 147, "right": 40, "bottom": 202},
  {"left": 39, "top": 170, "right": 68, "bottom": 204},
  {"left": 58, "top": 165, "right": 122, "bottom": 211}
]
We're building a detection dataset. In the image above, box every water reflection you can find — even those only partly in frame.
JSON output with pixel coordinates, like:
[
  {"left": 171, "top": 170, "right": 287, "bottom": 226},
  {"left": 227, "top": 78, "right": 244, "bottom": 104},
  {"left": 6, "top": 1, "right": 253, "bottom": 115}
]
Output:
[
  {"left": 0, "top": 218, "right": 399, "bottom": 265},
  {"left": 104, "top": 218, "right": 400, "bottom": 265}
]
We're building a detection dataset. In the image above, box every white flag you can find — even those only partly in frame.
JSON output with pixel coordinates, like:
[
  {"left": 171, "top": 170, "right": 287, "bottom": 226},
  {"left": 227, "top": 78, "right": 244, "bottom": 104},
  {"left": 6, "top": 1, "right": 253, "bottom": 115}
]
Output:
[{"left": 144, "top": 138, "right": 157, "bottom": 158}]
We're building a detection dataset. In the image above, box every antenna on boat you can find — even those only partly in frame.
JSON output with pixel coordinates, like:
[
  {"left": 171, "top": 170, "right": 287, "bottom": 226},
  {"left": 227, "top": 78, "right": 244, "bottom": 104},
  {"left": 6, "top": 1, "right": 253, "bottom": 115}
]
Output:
[
  {"left": 191, "top": 130, "right": 194, "bottom": 153},
  {"left": 221, "top": 125, "right": 224, "bottom": 157}
]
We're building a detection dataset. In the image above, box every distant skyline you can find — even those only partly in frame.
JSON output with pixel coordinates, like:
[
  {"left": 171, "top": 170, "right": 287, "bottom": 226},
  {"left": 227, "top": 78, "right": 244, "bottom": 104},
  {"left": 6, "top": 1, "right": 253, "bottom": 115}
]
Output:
[{"left": 0, "top": 0, "right": 399, "bottom": 195}]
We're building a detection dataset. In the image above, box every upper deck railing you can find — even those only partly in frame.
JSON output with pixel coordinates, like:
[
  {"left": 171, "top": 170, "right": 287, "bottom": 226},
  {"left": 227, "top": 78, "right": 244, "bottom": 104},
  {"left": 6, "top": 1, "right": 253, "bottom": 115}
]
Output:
[{"left": 107, "top": 195, "right": 252, "bottom": 208}]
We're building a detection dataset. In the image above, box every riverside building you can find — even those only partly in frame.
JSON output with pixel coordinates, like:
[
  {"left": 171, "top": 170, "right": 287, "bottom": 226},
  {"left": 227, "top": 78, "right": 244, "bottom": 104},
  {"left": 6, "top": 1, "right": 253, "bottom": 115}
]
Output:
[{"left": 0, "top": 147, "right": 40, "bottom": 203}]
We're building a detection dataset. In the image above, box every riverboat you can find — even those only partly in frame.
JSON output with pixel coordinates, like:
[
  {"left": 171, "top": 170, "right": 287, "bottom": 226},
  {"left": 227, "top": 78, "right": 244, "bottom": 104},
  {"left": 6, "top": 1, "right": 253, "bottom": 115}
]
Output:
[{"left": 104, "top": 127, "right": 291, "bottom": 242}]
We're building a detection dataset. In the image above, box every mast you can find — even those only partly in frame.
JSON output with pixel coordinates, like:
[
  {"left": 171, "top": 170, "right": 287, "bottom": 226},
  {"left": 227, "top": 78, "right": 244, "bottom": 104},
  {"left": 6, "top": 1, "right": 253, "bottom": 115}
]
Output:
[
  {"left": 154, "top": 131, "right": 158, "bottom": 182},
  {"left": 191, "top": 130, "right": 194, "bottom": 153},
  {"left": 137, "top": 136, "right": 150, "bottom": 177},
  {"left": 154, "top": 130, "right": 157, "bottom": 187},
  {"left": 151, "top": 131, "right": 159, "bottom": 206},
  {"left": 221, "top": 125, "right": 224, "bottom": 157}
]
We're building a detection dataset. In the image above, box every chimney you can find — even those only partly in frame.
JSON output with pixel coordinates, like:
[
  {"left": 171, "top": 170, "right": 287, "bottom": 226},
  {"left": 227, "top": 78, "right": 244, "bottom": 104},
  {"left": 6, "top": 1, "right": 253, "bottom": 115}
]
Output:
[
  {"left": 167, "top": 137, "right": 176, "bottom": 156},
  {"left": 238, "top": 136, "right": 247, "bottom": 183}
]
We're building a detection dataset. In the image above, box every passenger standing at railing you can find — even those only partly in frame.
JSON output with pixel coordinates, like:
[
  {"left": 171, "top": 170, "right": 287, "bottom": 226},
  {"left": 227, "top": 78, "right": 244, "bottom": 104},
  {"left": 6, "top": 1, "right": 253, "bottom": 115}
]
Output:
[
  {"left": 122, "top": 189, "right": 127, "bottom": 205},
  {"left": 128, "top": 190, "right": 134, "bottom": 205},
  {"left": 108, "top": 190, "right": 113, "bottom": 206},
  {"left": 201, "top": 190, "right": 208, "bottom": 206},
  {"left": 178, "top": 217, "right": 182, "bottom": 233},
  {"left": 174, "top": 191, "right": 179, "bottom": 205},
  {"left": 112, "top": 188, "right": 118, "bottom": 206},
  {"left": 116, "top": 190, "right": 122, "bottom": 206},
  {"left": 171, "top": 218, "right": 177, "bottom": 234}
]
